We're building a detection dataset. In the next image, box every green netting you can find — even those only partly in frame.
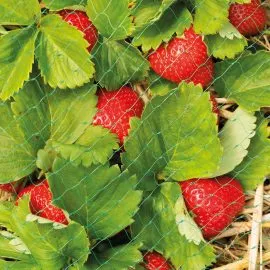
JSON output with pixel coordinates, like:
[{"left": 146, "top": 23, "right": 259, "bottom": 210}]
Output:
[{"left": 0, "top": 0, "right": 269, "bottom": 269}]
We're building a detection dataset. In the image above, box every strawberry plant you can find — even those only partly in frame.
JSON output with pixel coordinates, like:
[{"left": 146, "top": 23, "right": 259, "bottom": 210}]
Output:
[{"left": 0, "top": 0, "right": 269, "bottom": 269}]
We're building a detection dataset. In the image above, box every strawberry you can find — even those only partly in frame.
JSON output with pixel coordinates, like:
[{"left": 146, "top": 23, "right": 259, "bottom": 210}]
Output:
[
  {"left": 142, "top": 251, "right": 173, "bottom": 270},
  {"left": 148, "top": 27, "right": 214, "bottom": 88},
  {"left": 229, "top": 0, "right": 267, "bottom": 36},
  {"left": 93, "top": 86, "right": 144, "bottom": 145},
  {"left": 17, "top": 180, "right": 68, "bottom": 225},
  {"left": 0, "top": 182, "right": 20, "bottom": 193},
  {"left": 179, "top": 176, "right": 245, "bottom": 239},
  {"left": 58, "top": 9, "right": 98, "bottom": 52}
]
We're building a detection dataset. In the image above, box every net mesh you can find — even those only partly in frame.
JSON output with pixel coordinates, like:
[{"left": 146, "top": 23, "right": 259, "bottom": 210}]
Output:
[{"left": 0, "top": 0, "right": 269, "bottom": 269}]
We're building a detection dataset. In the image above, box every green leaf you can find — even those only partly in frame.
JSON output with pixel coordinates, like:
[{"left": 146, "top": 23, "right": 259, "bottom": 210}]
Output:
[
  {"left": 161, "top": 84, "right": 222, "bottom": 181},
  {"left": 218, "top": 22, "right": 243, "bottom": 39},
  {"left": 0, "top": 199, "right": 90, "bottom": 269},
  {"left": 0, "top": 0, "right": 40, "bottom": 25},
  {"left": 0, "top": 102, "right": 36, "bottom": 183},
  {"left": 11, "top": 79, "right": 50, "bottom": 152},
  {"left": 0, "top": 231, "right": 31, "bottom": 260},
  {"left": 205, "top": 34, "right": 247, "bottom": 59},
  {"left": 123, "top": 83, "right": 222, "bottom": 188},
  {"left": 86, "top": 0, "right": 133, "bottom": 40},
  {"left": 93, "top": 38, "right": 149, "bottom": 90},
  {"left": 86, "top": 243, "right": 142, "bottom": 269},
  {"left": 43, "top": 0, "right": 87, "bottom": 10},
  {"left": 36, "top": 147, "right": 56, "bottom": 172},
  {"left": 232, "top": 116, "right": 270, "bottom": 191},
  {"left": 47, "top": 83, "right": 97, "bottom": 144},
  {"left": 132, "top": 183, "right": 215, "bottom": 270},
  {"left": 212, "top": 107, "right": 257, "bottom": 177},
  {"left": 214, "top": 51, "right": 270, "bottom": 111},
  {"left": 0, "top": 260, "right": 38, "bottom": 270},
  {"left": 47, "top": 158, "right": 142, "bottom": 240},
  {"left": 132, "top": 0, "right": 176, "bottom": 34},
  {"left": 193, "top": 0, "right": 230, "bottom": 34},
  {"left": 175, "top": 195, "right": 204, "bottom": 245},
  {"left": 148, "top": 71, "right": 177, "bottom": 96},
  {"left": 133, "top": 2, "right": 192, "bottom": 52},
  {"left": 51, "top": 126, "right": 118, "bottom": 167},
  {"left": 0, "top": 80, "right": 97, "bottom": 181},
  {"left": 0, "top": 26, "right": 37, "bottom": 100},
  {"left": 0, "top": 26, "right": 7, "bottom": 34},
  {"left": 36, "top": 14, "right": 95, "bottom": 89}
]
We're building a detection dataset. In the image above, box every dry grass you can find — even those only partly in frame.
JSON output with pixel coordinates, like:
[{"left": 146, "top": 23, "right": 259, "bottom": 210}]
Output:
[{"left": 212, "top": 183, "right": 270, "bottom": 270}]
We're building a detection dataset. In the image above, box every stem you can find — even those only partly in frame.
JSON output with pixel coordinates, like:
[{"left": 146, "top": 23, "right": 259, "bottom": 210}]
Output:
[{"left": 134, "top": 84, "right": 151, "bottom": 105}]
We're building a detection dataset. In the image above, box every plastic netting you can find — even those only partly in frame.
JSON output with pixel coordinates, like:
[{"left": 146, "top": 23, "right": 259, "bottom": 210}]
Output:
[{"left": 0, "top": 0, "right": 269, "bottom": 269}]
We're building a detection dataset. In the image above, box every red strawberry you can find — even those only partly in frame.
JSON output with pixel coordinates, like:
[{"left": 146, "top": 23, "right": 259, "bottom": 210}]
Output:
[
  {"left": 58, "top": 9, "right": 98, "bottom": 52},
  {"left": 179, "top": 176, "right": 245, "bottom": 239},
  {"left": 93, "top": 86, "right": 144, "bottom": 145},
  {"left": 229, "top": 0, "right": 267, "bottom": 36},
  {"left": 142, "top": 252, "right": 173, "bottom": 270},
  {"left": 17, "top": 180, "right": 68, "bottom": 225},
  {"left": 148, "top": 27, "right": 214, "bottom": 88},
  {"left": 0, "top": 182, "right": 20, "bottom": 193}
]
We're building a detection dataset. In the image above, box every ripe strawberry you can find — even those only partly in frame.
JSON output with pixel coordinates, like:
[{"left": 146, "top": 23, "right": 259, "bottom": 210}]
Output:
[
  {"left": 179, "top": 176, "right": 245, "bottom": 239},
  {"left": 17, "top": 180, "right": 68, "bottom": 225},
  {"left": 229, "top": 0, "right": 267, "bottom": 36},
  {"left": 142, "top": 251, "right": 173, "bottom": 270},
  {"left": 148, "top": 27, "right": 214, "bottom": 88},
  {"left": 0, "top": 181, "right": 23, "bottom": 194},
  {"left": 93, "top": 86, "right": 144, "bottom": 145},
  {"left": 58, "top": 9, "right": 98, "bottom": 52}
]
